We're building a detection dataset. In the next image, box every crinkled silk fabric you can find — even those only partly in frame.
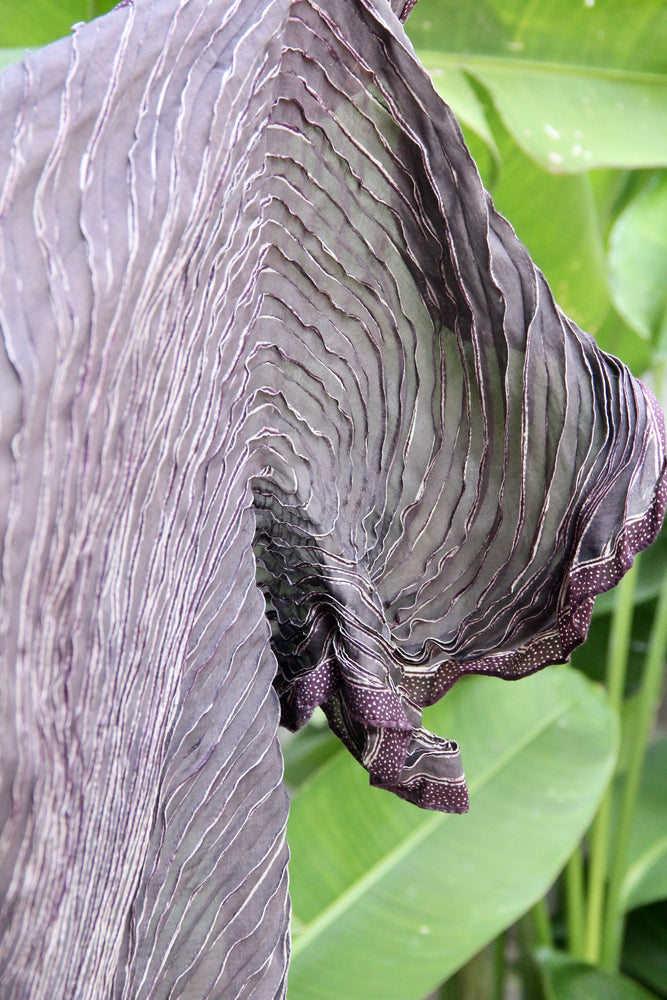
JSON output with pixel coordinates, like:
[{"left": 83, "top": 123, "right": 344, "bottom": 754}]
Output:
[{"left": 0, "top": 0, "right": 665, "bottom": 996}]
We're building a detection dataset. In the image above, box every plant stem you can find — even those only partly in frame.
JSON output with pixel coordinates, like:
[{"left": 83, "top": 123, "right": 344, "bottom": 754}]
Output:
[
  {"left": 493, "top": 933, "right": 505, "bottom": 1000},
  {"left": 439, "top": 947, "right": 496, "bottom": 1000},
  {"left": 516, "top": 915, "right": 546, "bottom": 1000},
  {"left": 531, "top": 897, "right": 553, "bottom": 950},
  {"left": 584, "top": 560, "right": 638, "bottom": 963},
  {"left": 601, "top": 561, "right": 667, "bottom": 971},
  {"left": 565, "top": 846, "right": 586, "bottom": 959}
]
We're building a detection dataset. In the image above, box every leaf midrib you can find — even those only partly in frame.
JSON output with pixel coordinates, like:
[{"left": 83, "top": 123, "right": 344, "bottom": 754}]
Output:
[
  {"left": 291, "top": 686, "right": 580, "bottom": 958},
  {"left": 414, "top": 50, "right": 667, "bottom": 87}
]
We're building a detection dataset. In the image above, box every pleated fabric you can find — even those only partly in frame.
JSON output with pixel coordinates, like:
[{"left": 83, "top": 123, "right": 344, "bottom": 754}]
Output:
[{"left": 0, "top": 0, "right": 664, "bottom": 996}]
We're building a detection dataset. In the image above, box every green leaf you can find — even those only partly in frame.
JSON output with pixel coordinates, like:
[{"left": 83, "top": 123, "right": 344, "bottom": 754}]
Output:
[
  {"left": 572, "top": 600, "right": 657, "bottom": 693},
  {"left": 535, "top": 947, "right": 660, "bottom": 1000},
  {"left": 0, "top": 0, "right": 117, "bottom": 47},
  {"left": 463, "top": 68, "right": 667, "bottom": 174},
  {"left": 287, "top": 668, "right": 617, "bottom": 1000},
  {"left": 621, "top": 739, "right": 667, "bottom": 911},
  {"left": 282, "top": 717, "right": 341, "bottom": 791},
  {"left": 623, "top": 902, "right": 667, "bottom": 997},
  {"left": 608, "top": 175, "right": 667, "bottom": 353},
  {"left": 487, "top": 125, "right": 610, "bottom": 332},
  {"left": 407, "top": 0, "right": 667, "bottom": 171}
]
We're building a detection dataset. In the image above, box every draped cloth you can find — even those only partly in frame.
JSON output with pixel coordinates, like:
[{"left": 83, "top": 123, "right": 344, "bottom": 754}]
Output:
[{"left": 0, "top": 0, "right": 664, "bottom": 995}]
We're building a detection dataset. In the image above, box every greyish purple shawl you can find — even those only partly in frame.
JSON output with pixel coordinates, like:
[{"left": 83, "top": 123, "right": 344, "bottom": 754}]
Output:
[{"left": 0, "top": 0, "right": 664, "bottom": 995}]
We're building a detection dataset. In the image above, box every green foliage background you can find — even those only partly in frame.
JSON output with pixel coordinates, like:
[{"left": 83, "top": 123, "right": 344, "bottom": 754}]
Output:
[{"left": 2, "top": 2, "right": 666, "bottom": 998}]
